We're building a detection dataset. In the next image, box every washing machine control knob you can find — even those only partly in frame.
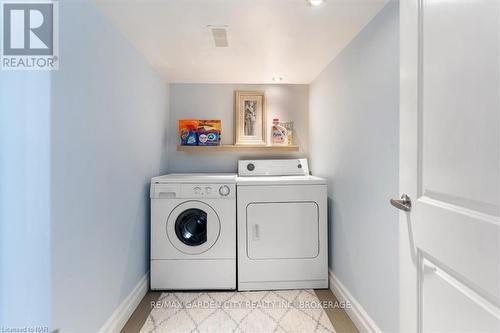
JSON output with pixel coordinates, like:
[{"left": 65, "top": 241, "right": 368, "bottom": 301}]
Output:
[
  {"left": 219, "top": 185, "right": 230, "bottom": 196},
  {"left": 194, "top": 187, "right": 202, "bottom": 195}
]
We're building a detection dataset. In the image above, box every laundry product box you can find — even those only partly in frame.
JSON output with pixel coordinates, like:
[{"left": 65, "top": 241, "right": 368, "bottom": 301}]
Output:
[
  {"left": 197, "top": 120, "right": 221, "bottom": 146},
  {"left": 178, "top": 119, "right": 199, "bottom": 145}
]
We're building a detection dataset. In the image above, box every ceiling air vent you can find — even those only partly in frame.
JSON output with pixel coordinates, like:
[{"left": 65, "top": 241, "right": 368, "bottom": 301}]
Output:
[{"left": 207, "top": 25, "right": 229, "bottom": 47}]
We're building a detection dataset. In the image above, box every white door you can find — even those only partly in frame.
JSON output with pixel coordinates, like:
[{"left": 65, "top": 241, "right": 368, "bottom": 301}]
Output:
[
  {"left": 399, "top": 0, "right": 500, "bottom": 332},
  {"left": 246, "top": 202, "right": 319, "bottom": 259}
]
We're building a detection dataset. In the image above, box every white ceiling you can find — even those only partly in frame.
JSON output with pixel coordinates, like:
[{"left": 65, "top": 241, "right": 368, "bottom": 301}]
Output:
[{"left": 93, "top": 0, "right": 388, "bottom": 84}]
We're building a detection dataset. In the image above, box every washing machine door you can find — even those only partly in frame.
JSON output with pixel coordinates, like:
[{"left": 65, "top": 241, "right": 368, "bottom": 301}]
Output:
[{"left": 166, "top": 200, "right": 220, "bottom": 254}]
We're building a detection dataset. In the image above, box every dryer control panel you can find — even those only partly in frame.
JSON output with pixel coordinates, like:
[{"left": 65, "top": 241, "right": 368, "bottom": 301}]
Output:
[{"left": 238, "top": 159, "right": 310, "bottom": 177}]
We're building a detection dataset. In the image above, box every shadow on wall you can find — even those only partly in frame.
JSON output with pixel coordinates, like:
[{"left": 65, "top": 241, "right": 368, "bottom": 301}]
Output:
[
  {"left": 118, "top": 181, "right": 153, "bottom": 302},
  {"left": 308, "top": 0, "right": 399, "bottom": 332}
]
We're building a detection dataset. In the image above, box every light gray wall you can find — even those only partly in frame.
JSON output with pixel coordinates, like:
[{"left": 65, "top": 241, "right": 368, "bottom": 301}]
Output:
[
  {"left": 168, "top": 84, "right": 309, "bottom": 173},
  {"left": 309, "top": 1, "right": 399, "bottom": 331},
  {"left": 0, "top": 73, "right": 51, "bottom": 328},
  {"left": 50, "top": 1, "right": 169, "bottom": 332}
]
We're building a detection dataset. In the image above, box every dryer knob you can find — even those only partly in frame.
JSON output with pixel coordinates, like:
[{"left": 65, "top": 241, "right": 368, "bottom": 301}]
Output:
[{"left": 219, "top": 185, "right": 230, "bottom": 196}]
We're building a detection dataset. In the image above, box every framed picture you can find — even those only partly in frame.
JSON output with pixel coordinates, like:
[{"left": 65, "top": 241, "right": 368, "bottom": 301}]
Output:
[{"left": 234, "top": 90, "right": 267, "bottom": 145}]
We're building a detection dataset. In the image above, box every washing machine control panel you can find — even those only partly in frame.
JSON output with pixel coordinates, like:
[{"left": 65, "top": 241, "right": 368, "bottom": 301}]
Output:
[{"left": 183, "top": 184, "right": 234, "bottom": 198}]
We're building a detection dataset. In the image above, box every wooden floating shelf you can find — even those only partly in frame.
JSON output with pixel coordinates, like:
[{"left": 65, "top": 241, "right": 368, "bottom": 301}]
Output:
[{"left": 177, "top": 145, "right": 300, "bottom": 152}]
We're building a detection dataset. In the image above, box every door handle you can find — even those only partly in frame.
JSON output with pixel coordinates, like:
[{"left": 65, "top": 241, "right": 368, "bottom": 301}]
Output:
[
  {"left": 390, "top": 194, "right": 412, "bottom": 212},
  {"left": 252, "top": 224, "right": 260, "bottom": 241}
]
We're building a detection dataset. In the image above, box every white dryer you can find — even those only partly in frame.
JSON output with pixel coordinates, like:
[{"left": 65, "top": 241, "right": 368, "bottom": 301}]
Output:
[
  {"left": 237, "top": 159, "right": 328, "bottom": 291},
  {"left": 150, "top": 174, "right": 236, "bottom": 290}
]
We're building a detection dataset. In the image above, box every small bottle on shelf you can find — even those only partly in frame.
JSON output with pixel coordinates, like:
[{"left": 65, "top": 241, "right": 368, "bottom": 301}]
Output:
[
  {"left": 271, "top": 118, "right": 288, "bottom": 146},
  {"left": 283, "top": 121, "right": 294, "bottom": 146}
]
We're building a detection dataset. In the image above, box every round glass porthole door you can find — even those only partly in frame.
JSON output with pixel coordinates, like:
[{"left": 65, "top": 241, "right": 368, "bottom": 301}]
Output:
[
  {"left": 175, "top": 209, "right": 207, "bottom": 246},
  {"left": 166, "top": 201, "right": 220, "bottom": 255}
]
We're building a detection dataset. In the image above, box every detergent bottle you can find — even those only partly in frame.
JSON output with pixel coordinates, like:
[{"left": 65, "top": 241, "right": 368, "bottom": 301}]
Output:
[{"left": 271, "top": 118, "right": 288, "bottom": 146}]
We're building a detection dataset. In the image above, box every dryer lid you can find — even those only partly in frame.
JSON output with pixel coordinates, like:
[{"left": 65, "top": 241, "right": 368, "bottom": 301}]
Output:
[{"left": 236, "top": 175, "right": 326, "bottom": 186}]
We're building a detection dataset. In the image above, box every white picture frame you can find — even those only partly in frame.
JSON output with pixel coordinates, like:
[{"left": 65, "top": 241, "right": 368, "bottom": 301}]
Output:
[{"left": 234, "top": 90, "right": 267, "bottom": 146}]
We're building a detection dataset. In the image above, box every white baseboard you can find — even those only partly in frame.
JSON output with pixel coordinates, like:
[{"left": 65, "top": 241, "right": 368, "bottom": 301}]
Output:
[
  {"left": 99, "top": 272, "right": 149, "bottom": 333},
  {"left": 329, "top": 270, "right": 382, "bottom": 333}
]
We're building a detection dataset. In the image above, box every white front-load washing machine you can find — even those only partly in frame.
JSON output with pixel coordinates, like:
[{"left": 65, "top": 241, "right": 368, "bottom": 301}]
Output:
[
  {"left": 150, "top": 173, "right": 236, "bottom": 290},
  {"left": 237, "top": 159, "right": 328, "bottom": 291}
]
